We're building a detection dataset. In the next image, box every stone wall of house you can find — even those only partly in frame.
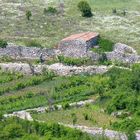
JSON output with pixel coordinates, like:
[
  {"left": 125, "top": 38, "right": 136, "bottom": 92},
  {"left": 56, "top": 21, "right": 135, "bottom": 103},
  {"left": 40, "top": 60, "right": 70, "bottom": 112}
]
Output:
[
  {"left": 86, "top": 35, "right": 99, "bottom": 49},
  {"left": 58, "top": 39, "right": 88, "bottom": 58},
  {"left": 0, "top": 44, "right": 58, "bottom": 60}
]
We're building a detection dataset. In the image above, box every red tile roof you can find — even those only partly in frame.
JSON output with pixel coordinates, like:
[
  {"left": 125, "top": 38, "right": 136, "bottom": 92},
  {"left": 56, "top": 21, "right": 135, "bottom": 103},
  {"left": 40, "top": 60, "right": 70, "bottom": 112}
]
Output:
[{"left": 62, "top": 32, "right": 99, "bottom": 42}]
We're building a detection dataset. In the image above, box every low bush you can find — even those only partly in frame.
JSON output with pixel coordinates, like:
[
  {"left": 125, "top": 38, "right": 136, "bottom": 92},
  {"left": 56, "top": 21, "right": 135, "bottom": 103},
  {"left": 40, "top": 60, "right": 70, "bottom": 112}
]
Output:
[
  {"left": 83, "top": 113, "right": 89, "bottom": 120},
  {"left": 63, "top": 103, "right": 70, "bottom": 110},
  {"left": 26, "top": 10, "right": 32, "bottom": 20},
  {"left": 91, "top": 38, "right": 114, "bottom": 53},
  {"left": 44, "top": 7, "right": 57, "bottom": 14},
  {"left": 78, "top": 1, "right": 93, "bottom": 17},
  {"left": 58, "top": 55, "right": 90, "bottom": 66},
  {"left": 0, "top": 39, "right": 7, "bottom": 48},
  {"left": 112, "top": 118, "right": 140, "bottom": 138}
]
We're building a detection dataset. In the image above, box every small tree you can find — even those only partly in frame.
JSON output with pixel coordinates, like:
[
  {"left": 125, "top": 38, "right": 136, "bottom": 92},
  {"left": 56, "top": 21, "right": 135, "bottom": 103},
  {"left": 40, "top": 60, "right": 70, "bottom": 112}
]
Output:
[
  {"left": 78, "top": 1, "right": 93, "bottom": 17},
  {"left": 26, "top": 10, "right": 32, "bottom": 20}
]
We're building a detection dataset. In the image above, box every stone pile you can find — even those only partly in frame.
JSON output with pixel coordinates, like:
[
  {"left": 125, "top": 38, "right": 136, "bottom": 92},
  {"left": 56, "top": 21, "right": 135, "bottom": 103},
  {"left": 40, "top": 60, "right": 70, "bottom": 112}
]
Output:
[{"left": 105, "top": 43, "right": 140, "bottom": 63}]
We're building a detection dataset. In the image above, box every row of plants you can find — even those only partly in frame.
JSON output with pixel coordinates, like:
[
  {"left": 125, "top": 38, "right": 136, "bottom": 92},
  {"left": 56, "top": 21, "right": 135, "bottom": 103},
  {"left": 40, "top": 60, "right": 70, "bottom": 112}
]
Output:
[
  {"left": 0, "top": 74, "right": 108, "bottom": 113},
  {"left": 57, "top": 55, "right": 93, "bottom": 66},
  {"left": 0, "top": 71, "right": 23, "bottom": 84},
  {"left": 0, "top": 93, "right": 48, "bottom": 114},
  {"left": 0, "top": 70, "right": 55, "bottom": 96}
]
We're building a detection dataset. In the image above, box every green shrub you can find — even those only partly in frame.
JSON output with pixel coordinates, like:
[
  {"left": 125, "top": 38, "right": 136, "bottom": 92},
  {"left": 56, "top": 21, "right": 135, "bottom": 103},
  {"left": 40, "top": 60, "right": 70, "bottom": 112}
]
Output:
[
  {"left": 3, "top": 123, "right": 24, "bottom": 138},
  {"left": 0, "top": 39, "right": 7, "bottom": 48},
  {"left": 112, "top": 118, "right": 140, "bottom": 135},
  {"left": 91, "top": 38, "right": 114, "bottom": 53},
  {"left": 78, "top": 1, "right": 93, "bottom": 17},
  {"left": 58, "top": 55, "right": 90, "bottom": 66},
  {"left": 83, "top": 113, "right": 89, "bottom": 120},
  {"left": 44, "top": 7, "right": 57, "bottom": 14},
  {"left": 0, "top": 117, "right": 101, "bottom": 140},
  {"left": 26, "top": 10, "right": 32, "bottom": 20},
  {"left": 63, "top": 103, "right": 70, "bottom": 110},
  {"left": 98, "top": 38, "right": 114, "bottom": 52}
]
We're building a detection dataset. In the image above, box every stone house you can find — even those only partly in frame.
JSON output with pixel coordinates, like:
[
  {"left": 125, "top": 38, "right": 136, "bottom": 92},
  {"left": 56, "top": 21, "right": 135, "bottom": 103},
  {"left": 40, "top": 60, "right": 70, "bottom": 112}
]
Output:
[{"left": 58, "top": 32, "right": 99, "bottom": 58}]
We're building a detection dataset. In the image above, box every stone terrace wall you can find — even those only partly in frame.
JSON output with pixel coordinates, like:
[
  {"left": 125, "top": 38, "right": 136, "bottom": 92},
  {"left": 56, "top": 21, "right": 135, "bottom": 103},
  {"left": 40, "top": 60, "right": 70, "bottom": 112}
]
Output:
[
  {"left": 0, "top": 43, "right": 140, "bottom": 63},
  {"left": 0, "top": 63, "right": 109, "bottom": 76},
  {"left": 0, "top": 44, "right": 59, "bottom": 60}
]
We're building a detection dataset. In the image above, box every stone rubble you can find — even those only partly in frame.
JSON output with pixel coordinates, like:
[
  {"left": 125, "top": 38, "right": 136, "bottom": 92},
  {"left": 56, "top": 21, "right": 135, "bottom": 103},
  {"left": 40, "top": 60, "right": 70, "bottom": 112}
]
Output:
[
  {"left": 60, "top": 123, "right": 128, "bottom": 140},
  {"left": 4, "top": 111, "right": 33, "bottom": 121},
  {"left": 105, "top": 43, "right": 140, "bottom": 63}
]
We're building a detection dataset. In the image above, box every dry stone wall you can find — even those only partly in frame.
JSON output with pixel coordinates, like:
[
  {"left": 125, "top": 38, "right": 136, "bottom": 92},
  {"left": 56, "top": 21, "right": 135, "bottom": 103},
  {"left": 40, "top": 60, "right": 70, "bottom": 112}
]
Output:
[
  {"left": 0, "top": 42, "right": 140, "bottom": 64},
  {"left": 0, "top": 63, "right": 110, "bottom": 76},
  {"left": 0, "top": 44, "right": 58, "bottom": 60}
]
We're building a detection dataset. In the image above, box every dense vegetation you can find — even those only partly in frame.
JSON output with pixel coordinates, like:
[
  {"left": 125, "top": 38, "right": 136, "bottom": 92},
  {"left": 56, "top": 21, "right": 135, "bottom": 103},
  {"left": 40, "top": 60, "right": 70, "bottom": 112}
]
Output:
[
  {"left": 0, "top": 117, "right": 107, "bottom": 140},
  {"left": 34, "top": 65, "right": 140, "bottom": 134},
  {"left": 1, "top": 64, "right": 140, "bottom": 135}
]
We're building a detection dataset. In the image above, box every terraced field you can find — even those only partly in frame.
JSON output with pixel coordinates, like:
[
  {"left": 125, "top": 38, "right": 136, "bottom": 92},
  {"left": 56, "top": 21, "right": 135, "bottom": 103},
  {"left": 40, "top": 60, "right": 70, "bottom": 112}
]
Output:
[
  {"left": 0, "top": 72, "right": 108, "bottom": 113},
  {"left": 0, "top": 0, "right": 140, "bottom": 139}
]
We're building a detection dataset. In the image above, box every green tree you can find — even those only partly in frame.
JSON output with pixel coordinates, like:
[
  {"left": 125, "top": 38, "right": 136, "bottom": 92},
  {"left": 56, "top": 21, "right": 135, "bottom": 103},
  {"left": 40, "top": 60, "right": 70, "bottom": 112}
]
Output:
[
  {"left": 4, "top": 123, "right": 24, "bottom": 138},
  {"left": 26, "top": 10, "right": 32, "bottom": 20},
  {"left": 78, "top": 1, "right": 93, "bottom": 17}
]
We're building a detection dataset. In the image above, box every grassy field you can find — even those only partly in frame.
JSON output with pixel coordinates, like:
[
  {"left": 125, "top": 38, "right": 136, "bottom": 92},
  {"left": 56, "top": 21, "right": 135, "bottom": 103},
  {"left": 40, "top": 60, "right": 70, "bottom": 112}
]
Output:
[
  {"left": 32, "top": 104, "right": 117, "bottom": 129},
  {"left": 0, "top": 0, "right": 140, "bottom": 52}
]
